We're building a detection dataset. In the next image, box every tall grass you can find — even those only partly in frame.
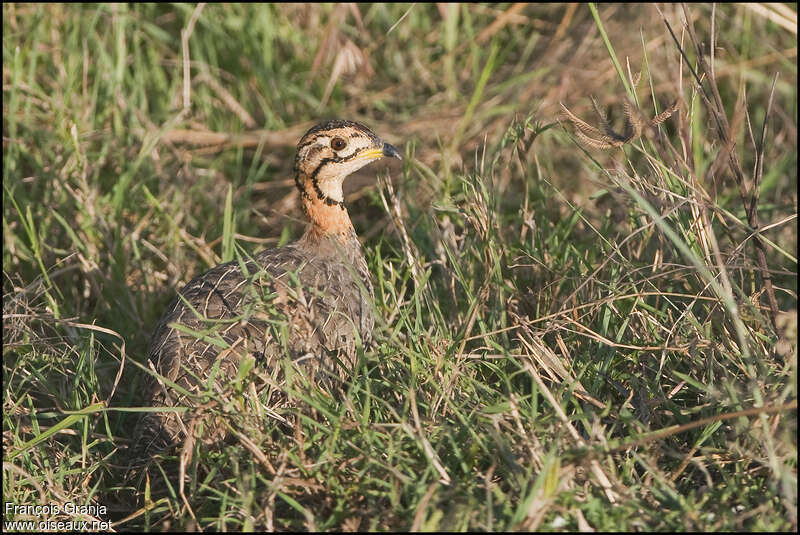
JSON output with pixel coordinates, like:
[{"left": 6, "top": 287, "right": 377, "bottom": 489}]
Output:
[{"left": 3, "top": 3, "right": 796, "bottom": 531}]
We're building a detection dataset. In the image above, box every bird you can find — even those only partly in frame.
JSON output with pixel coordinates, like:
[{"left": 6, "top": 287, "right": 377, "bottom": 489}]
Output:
[{"left": 135, "top": 119, "right": 402, "bottom": 457}]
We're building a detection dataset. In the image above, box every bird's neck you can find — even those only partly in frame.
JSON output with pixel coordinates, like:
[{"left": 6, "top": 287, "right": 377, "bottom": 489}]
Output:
[{"left": 296, "top": 172, "right": 355, "bottom": 242}]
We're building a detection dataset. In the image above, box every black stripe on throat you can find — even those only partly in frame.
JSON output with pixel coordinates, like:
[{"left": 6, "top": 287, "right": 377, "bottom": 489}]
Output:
[
  {"left": 294, "top": 175, "right": 344, "bottom": 209},
  {"left": 306, "top": 156, "right": 357, "bottom": 210},
  {"left": 323, "top": 196, "right": 346, "bottom": 209}
]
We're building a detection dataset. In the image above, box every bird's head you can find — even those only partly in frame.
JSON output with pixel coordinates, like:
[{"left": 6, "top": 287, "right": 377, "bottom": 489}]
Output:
[{"left": 294, "top": 119, "right": 402, "bottom": 208}]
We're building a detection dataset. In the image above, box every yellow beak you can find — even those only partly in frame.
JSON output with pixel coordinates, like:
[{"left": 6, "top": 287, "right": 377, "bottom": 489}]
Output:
[
  {"left": 355, "top": 143, "right": 402, "bottom": 162},
  {"left": 356, "top": 148, "right": 385, "bottom": 162}
]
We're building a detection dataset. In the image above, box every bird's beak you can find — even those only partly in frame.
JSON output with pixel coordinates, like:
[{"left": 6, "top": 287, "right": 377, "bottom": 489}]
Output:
[
  {"left": 382, "top": 142, "right": 402, "bottom": 160},
  {"left": 355, "top": 142, "right": 403, "bottom": 163}
]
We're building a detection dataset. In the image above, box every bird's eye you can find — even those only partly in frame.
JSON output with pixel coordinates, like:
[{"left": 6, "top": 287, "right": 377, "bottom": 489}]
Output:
[{"left": 331, "top": 137, "right": 347, "bottom": 151}]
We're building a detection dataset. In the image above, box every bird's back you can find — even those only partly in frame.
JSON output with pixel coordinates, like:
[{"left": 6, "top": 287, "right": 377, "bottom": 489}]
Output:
[{"left": 137, "top": 232, "right": 374, "bottom": 454}]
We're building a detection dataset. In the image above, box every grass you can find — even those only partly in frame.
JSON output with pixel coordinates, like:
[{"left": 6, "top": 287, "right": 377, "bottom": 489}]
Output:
[{"left": 3, "top": 3, "right": 797, "bottom": 531}]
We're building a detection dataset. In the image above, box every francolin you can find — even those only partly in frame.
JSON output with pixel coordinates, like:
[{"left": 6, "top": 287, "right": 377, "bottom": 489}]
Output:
[{"left": 137, "top": 120, "right": 401, "bottom": 456}]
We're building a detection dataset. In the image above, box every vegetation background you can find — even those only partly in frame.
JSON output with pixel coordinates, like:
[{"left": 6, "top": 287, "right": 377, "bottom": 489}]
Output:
[{"left": 3, "top": 3, "right": 797, "bottom": 531}]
